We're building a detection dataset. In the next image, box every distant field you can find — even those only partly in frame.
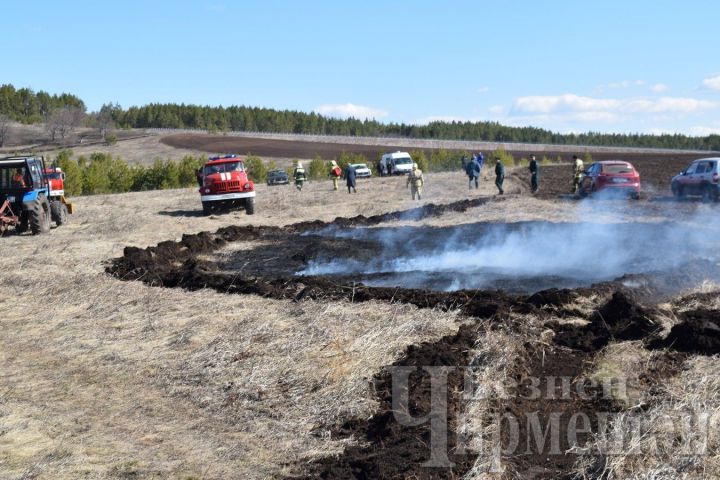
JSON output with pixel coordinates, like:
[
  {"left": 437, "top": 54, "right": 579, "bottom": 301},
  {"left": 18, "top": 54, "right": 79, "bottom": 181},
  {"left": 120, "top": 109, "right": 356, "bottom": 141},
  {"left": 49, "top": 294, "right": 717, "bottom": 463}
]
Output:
[{"left": 2, "top": 123, "right": 716, "bottom": 170}]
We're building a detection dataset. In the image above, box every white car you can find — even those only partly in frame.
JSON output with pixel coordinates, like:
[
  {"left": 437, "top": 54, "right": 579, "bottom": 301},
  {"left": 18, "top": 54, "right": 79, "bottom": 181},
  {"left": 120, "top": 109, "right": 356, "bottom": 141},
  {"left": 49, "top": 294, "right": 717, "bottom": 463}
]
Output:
[{"left": 351, "top": 163, "right": 372, "bottom": 178}]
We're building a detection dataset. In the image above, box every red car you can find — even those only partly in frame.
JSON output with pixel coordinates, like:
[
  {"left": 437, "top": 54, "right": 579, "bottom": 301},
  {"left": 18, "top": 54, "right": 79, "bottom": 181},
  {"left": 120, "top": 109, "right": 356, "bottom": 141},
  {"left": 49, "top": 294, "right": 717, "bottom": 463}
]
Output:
[{"left": 579, "top": 160, "right": 641, "bottom": 199}]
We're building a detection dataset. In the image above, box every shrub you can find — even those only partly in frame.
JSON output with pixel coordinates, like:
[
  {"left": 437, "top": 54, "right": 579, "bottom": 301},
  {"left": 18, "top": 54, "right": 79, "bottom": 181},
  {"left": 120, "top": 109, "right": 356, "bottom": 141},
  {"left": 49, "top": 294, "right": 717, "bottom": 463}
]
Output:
[
  {"left": 104, "top": 132, "right": 118, "bottom": 145},
  {"left": 582, "top": 152, "right": 593, "bottom": 164},
  {"left": 518, "top": 157, "right": 529, "bottom": 167},
  {"left": 178, "top": 156, "right": 203, "bottom": 187},
  {"left": 54, "top": 149, "right": 82, "bottom": 196},
  {"left": 244, "top": 155, "right": 267, "bottom": 183},
  {"left": 428, "top": 149, "right": 458, "bottom": 172},
  {"left": 81, "top": 153, "right": 113, "bottom": 194},
  {"left": 492, "top": 147, "right": 515, "bottom": 168},
  {"left": 541, "top": 155, "right": 552, "bottom": 166},
  {"left": 409, "top": 150, "right": 429, "bottom": 172},
  {"left": 308, "top": 155, "right": 327, "bottom": 180},
  {"left": 107, "top": 157, "right": 135, "bottom": 192},
  {"left": 266, "top": 159, "right": 278, "bottom": 172}
]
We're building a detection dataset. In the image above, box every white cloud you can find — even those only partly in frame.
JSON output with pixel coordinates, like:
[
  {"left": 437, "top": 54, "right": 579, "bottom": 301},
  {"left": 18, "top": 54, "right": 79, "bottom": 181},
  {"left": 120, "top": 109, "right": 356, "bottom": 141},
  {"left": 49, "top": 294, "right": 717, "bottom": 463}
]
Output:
[
  {"left": 573, "top": 111, "right": 621, "bottom": 123},
  {"left": 514, "top": 94, "right": 621, "bottom": 113},
  {"left": 703, "top": 75, "right": 720, "bottom": 91},
  {"left": 488, "top": 105, "right": 505, "bottom": 115},
  {"left": 314, "top": 103, "right": 388, "bottom": 120},
  {"left": 688, "top": 125, "right": 720, "bottom": 136},
  {"left": 599, "top": 79, "right": 645, "bottom": 90},
  {"left": 476, "top": 86, "right": 490, "bottom": 94},
  {"left": 514, "top": 94, "right": 717, "bottom": 115},
  {"left": 625, "top": 97, "right": 717, "bottom": 113},
  {"left": 650, "top": 83, "right": 668, "bottom": 93}
]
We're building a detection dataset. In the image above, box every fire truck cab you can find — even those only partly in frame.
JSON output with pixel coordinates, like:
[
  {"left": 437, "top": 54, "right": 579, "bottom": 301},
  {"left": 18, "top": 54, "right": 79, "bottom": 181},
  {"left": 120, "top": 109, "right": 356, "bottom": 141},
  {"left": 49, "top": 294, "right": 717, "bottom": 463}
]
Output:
[{"left": 199, "top": 155, "right": 256, "bottom": 215}]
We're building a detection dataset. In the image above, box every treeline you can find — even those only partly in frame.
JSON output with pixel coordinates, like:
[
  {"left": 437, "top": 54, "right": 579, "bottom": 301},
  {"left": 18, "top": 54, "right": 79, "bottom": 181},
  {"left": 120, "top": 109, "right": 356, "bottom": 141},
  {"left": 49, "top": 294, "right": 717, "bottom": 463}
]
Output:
[
  {"left": 3, "top": 83, "right": 720, "bottom": 151},
  {"left": 55, "top": 150, "right": 204, "bottom": 196},
  {"left": 104, "top": 102, "right": 720, "bottom": 151},
  {"left": 0, "top": 84, "right": 85, "bottom": 124}
]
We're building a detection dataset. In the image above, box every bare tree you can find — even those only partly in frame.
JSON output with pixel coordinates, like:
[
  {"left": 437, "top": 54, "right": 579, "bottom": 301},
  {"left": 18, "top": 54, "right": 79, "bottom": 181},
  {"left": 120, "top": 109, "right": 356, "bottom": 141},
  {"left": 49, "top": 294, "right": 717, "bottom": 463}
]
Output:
[
  {"left": 44, "top": 106, "right": 84, "bottom": 142},
  {"left": 95, "top": 109, "right": 115, "bottom": 137},
  {"left": 0, "top": 115, "right": 10, "bottom": 147}
]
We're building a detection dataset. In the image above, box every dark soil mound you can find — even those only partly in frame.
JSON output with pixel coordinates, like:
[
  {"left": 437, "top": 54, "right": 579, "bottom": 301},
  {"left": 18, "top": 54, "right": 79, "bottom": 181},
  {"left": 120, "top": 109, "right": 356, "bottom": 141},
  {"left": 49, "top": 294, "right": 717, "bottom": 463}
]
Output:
[
  {"left": 659, "top": 310, "right": 720, "bottom": 355},
  {"left": 551, "top": 291, "right": 661, "bottom": 351},
  {"left": 303, "top": 323, "right": 481, "bottom": 479}
]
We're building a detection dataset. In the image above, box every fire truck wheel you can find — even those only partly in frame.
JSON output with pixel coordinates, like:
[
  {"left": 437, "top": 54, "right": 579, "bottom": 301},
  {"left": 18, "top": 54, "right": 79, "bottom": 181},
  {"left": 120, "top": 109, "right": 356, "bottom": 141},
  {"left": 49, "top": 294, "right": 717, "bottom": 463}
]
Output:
[
  {"left": 245, "top": 197, "right": 255, "bottom": 215},
  {"left": 50, "top": 202, "right": 69, "bottom": 226},
  {"left": 202, "top": 201, "right": 212, "bottom": 216},
  {"left": 29, "top": 197, "right": 51, "bottom": 235}
]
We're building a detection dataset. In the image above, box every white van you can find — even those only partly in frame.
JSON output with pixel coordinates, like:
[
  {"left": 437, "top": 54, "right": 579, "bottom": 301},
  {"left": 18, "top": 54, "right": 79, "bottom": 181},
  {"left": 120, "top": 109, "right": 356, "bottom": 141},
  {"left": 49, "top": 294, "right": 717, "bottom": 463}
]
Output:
[{"left": 380, "top": 151, "right": 414, "bottom": 176}]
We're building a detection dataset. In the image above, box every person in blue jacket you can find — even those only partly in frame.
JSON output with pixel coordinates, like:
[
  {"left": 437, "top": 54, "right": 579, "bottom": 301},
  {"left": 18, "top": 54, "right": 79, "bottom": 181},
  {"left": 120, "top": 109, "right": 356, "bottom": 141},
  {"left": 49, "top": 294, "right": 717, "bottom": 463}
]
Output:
[
  {"left": 345, "top": 163, "right": 357, "bottom": 193},
  {"left": 465, "top": 157, "right": 481, "bottom": 189},
  {"left": 476, "top": 152, "right": 485, "bottom": 171}
]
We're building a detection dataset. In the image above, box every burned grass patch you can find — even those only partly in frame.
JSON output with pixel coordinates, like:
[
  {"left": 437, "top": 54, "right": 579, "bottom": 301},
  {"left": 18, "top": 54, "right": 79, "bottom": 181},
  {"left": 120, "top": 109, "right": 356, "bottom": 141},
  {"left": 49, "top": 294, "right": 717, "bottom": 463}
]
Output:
[{"left": 105, "top": 201, "right": 720, "bottom": 479}]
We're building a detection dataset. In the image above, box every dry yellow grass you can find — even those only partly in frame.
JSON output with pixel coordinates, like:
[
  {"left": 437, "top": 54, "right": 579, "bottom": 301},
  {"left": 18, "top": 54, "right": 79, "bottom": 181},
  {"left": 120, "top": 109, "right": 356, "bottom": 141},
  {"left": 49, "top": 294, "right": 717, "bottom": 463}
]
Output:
[
  {"left": 0, "top": 171, "right": 510, "bottom": 479},
  {"left": 0, "top": 163, "right": 716, "bottom": 479}
]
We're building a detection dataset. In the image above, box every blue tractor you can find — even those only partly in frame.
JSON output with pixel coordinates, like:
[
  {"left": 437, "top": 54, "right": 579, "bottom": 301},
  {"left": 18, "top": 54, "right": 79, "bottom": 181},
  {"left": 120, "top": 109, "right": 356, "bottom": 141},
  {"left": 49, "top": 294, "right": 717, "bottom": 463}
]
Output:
[{"left": 0, "top": 155, "right": 73, "bottom": 235}]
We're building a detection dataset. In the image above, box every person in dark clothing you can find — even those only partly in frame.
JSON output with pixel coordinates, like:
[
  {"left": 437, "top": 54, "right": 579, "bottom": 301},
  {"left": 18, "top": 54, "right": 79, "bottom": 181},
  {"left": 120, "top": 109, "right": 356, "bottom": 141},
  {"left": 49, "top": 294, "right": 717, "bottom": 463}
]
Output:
[
  {"left": 528, "top": 154, "right": 539, "bottom": 193},
  {"left": 494, "top": 157, "right": 505, "bottom": 195},
  {"left": 461, "top": 155, "right": 467, "bottom": 171},
  {"left": 345, "top": 164, "right": 357, "bottom": 193},
  {"left": 465, "top": 158, "right": 480, "bottom": 189}
]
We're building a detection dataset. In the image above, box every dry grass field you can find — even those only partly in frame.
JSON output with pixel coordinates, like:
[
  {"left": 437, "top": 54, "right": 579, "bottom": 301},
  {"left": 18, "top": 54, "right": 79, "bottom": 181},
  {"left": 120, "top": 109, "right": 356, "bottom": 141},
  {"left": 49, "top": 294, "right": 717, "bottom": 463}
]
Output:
[{"left": 2, "top": 157, "right": 720, "bottom": 479}]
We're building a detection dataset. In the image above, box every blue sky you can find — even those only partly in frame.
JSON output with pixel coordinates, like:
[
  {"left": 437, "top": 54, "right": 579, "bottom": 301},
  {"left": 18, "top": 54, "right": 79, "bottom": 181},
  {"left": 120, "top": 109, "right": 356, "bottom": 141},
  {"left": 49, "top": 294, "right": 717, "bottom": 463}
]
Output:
[{"left": 5, "top": 0, "right": 720, "bottom": 135}]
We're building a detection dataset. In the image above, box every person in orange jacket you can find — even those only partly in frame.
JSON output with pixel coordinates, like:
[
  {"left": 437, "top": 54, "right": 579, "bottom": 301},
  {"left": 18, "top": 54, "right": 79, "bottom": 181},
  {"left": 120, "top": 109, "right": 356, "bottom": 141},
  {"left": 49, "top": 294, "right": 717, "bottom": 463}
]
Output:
[{"left": 12, "top": 168, "right": 26, "bottom": 188}]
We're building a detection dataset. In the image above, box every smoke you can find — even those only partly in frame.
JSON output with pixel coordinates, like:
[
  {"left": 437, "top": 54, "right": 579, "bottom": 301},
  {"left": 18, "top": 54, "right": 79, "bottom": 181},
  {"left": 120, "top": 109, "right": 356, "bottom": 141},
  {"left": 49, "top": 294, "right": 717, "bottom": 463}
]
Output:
[{"left": 299, "top": 205, "right": 720, "bottom": 293}]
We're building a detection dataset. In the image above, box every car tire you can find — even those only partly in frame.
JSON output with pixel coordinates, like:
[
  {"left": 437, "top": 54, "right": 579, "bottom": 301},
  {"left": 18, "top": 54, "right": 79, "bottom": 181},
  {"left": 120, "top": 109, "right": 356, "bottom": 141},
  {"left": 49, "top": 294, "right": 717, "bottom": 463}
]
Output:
[
  {"left": 702, "top": 186, "right": 712, "bottom": 203},
  {"left": 677, "top": 186, "right": 686, "bottom": 200},
  {"left": 202, "top": 201, "right": 212, "bottom": 215}
]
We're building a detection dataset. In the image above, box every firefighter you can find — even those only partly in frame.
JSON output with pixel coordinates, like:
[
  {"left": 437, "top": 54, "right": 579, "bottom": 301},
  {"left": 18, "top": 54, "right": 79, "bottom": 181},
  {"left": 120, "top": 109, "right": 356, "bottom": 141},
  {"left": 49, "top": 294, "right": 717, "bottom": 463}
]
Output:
[
  {"left": 294, "top": 161, "right": 306, "bottom": 191},
  {"left": 345, "top": 163, "right": 357, "bottom": 193},
  {"left": 12, "top": 168, "right": 26, "bottom": 188},
  {"left": 572, "top": 155, "right": 584, "bottom": 194},
  {"left": 494, "top": 157, "right": 505, "bottom": 195},
  {"left": 407, "top": 162, "right": 424, "bottom": 200},
  {"left": 328, "top": 160, "right": 341, "bottom": 191},
  {"left": 528, "top": 154, "right": 539, "bottom": 194}
]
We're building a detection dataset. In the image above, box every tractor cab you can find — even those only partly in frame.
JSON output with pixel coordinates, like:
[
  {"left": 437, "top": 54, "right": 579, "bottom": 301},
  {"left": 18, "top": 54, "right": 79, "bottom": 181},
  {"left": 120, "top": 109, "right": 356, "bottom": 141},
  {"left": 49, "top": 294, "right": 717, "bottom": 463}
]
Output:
[
  {"left": 0, "top": 156, "right": 49, "bottom": 210},
  {"left": 0, "top": 156, "right": 73, "bottom": 235}
]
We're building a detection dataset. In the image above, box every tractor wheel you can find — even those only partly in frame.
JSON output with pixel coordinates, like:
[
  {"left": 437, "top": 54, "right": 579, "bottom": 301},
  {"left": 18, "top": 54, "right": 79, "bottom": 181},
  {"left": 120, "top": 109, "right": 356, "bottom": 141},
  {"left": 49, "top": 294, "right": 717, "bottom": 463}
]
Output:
[
  {"left": 16, "top": 213, "right": 29, "bottom": 233},
  {"left": 50, "top": 201, "right": 69, "bottom": 226},
  {"left": 29, "top": 197, "right": 51, "bottom": 235},
  {"left": 245, "top": 197, "right": 255, "bottom": 215},
  {"left": 202, "top": 201, "right": 212, "bottom": 216}
]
